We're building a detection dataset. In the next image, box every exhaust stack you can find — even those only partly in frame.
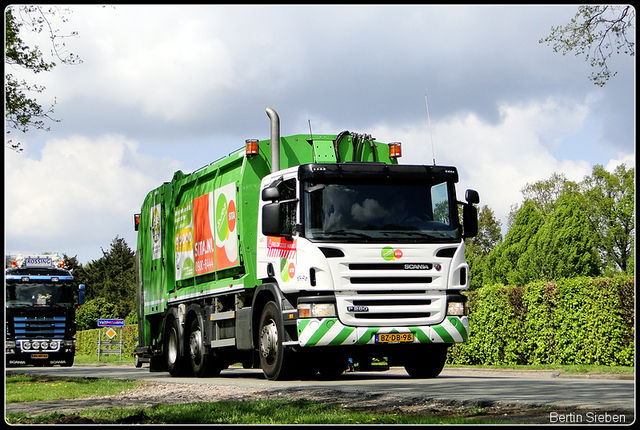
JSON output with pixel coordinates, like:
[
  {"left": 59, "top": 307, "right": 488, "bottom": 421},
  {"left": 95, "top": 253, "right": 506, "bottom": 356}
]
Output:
[{"left": 265, "top": 107, "right": 280, "bottom": 173}]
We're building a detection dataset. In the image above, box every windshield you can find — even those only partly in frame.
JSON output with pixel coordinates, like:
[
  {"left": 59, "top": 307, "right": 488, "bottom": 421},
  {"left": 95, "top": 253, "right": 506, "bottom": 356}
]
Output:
[
  {"left": 6, "top": 281, "right": 75, "bottom": 307},
  {"left": 303, "top": 180, "right": 460, "bottom": 242}
]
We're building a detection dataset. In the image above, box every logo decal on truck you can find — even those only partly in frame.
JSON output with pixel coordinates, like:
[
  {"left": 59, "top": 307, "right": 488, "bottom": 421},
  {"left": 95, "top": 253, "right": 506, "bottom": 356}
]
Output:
[
  {"left": 381, "top": 246, "right": 403, "bottom": 261},
  {"left": 268, "top": 237, "right": 297, "bottom": 282}
]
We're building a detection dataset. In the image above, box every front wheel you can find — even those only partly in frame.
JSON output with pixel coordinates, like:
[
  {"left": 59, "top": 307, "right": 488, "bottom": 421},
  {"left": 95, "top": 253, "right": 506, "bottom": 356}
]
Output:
[
  {"left": 404, "top": 344, "right": 448, "bottom": 378},
  {"left": 258, "top": 301, "right": 294, "bottom": 380}
]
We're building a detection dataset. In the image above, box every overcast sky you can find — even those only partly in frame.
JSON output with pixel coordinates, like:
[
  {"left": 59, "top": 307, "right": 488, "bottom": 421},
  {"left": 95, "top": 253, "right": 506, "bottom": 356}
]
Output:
[{"left": 5, "top": 5, "right": 635, "bottom": 265}]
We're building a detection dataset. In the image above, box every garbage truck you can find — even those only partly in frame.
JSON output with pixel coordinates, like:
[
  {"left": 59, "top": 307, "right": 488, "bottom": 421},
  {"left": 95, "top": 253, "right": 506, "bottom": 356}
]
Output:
[
  {"left": 134, "top": 107, "right": 479, "bottom": 380},
  {"left": 6, "top": 254, "right": 85, "bottom": 367}
]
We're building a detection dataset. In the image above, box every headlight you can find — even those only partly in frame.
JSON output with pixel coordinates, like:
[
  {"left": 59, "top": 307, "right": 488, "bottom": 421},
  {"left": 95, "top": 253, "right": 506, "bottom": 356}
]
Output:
[
  {"left": 22, "top": 341, "right": 31, "bottom": 350},
  {"left": 32, "top": 341, "right": 41, "bottom": 349},
  {"left": 447, "top": 301, "right": 468, "bottom": 316},
  {"left": 41, "top": 341, "right": 49, "bottom": 350},
  {"left": 298, "top": 303, "right": 336, "bottom": 318},
  {"left": 49, "top": 341, "right": 59, "bottom": 350}
]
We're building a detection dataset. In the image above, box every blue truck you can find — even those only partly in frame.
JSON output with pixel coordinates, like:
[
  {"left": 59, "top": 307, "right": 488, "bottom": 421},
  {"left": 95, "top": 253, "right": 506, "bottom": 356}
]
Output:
[{"left": 6, "top": 254, "right": 85, "bottom": 367}]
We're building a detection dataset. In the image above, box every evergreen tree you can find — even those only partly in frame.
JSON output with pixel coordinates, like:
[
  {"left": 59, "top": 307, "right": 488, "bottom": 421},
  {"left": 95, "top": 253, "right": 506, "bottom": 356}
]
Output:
[
  {"left": 524, "top": 193, "right": 601, "bottom": 281},
  {"left": 484, "top": 201, "right": 545, "bottom": 286},
  {"left": 466, "top": 205, "right": 502, "bottom": 289},
  {"left": 82, "top": 236, "right": 136, "bottom": 319}
]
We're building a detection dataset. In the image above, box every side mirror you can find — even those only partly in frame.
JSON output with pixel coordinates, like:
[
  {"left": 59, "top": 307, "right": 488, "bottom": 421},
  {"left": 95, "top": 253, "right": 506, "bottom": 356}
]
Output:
[
  {"left": 463, "top": 189, "right": 479, "bottom": 238},
  {"left": 465, "top": 189, "right": 479, "bottom": 205},
  {"left": 78, "top": 284, "right": 86, "bottom": 306},
  {"left": 463, "top": 204, "right": 478, "bottom": 238},
  {"left": 262, "top": 186, "right": 280, "bottom": 201},
  {"left": 262, "top": 203, "right": 283, "bottom": 236}
]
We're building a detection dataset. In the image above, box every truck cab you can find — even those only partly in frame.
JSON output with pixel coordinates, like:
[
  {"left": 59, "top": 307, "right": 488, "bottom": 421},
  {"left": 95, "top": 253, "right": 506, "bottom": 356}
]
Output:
[{"left": 5, "top": 254, "right": 85, "bottom": 367}]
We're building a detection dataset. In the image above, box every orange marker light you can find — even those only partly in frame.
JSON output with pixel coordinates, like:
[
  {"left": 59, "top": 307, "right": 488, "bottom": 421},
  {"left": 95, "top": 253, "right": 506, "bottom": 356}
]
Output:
[
  {"left": 389, "top": 142, "right": 402, "bottom": 158},
  {"left": 246, "top": 139, "right": 259, "bottom": 156}
]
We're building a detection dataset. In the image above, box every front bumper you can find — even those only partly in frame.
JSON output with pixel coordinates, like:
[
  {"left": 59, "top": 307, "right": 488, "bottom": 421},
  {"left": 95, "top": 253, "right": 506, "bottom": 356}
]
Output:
[{"left": 297, "top": 315, "right": 468, "bottom": 347}]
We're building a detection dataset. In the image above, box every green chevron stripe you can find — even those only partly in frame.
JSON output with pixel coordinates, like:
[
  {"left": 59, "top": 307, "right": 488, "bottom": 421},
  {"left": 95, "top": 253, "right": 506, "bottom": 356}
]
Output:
[
  {"left": 410, "top": 327, "right": 432, "bottom": 343},
  {"left": 305, "top": 318, "right": 337, "bottom": 346},
  {"left": 297, "top": 319, "right": 310, "bottom": 337},
  {"left": 448, "top": 316, "right": 468, "bottom": 341},
  {"left": 433, "top": 324, "right": 455, "bottom": 343},
  {"left": 356, "top": 327, "right": 379, "bottom": 344},
  {"left": 329, "top": 326, "right": 356, "bottom": 345}
]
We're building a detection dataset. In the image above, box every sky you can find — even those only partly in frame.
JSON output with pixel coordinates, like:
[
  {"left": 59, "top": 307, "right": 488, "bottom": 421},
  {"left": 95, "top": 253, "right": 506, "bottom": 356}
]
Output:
[{"left": 5, "top": 5, "right": 635, "bottom": 265}]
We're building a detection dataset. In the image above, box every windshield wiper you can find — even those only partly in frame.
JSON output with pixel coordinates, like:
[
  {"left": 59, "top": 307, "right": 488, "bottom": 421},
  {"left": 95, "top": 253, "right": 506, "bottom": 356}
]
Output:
[
  {"left": 383, "top": 230, "right": 451, "bottom": 239},
  {"left": 325, "top": 230, "right": 375, "bottom": 240}
]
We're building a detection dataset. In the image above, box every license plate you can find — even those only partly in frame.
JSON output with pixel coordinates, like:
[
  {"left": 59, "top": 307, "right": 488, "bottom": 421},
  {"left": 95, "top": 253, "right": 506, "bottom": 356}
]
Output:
[
  {"left": 375, "top": 333, "right": 414, "bottom": 343},
  {"left": 31, "top": 354, "right": 49, "bottom": 359}
]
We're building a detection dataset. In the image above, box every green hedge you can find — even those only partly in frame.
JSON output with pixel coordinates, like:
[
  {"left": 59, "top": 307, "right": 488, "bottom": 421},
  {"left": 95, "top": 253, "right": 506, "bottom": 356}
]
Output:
[
  {"left": 76, "top": 325, "right": 138, "bottom": 357},
  {"left": 448, "top": 276, "right": 634, "bottom": 366},
  {"left": 76, "top": 277, "right": 634, "bottom": 367}
]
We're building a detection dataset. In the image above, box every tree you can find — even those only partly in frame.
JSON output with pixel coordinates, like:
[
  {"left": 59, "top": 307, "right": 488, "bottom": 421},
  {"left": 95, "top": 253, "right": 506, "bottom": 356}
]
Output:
[
  {"left": 484, "top": 200, "right": 545, "bottom": 286},
  {"left": 520, "top": 172, "right": 578, "bottom": 215},
  {"left": 76, "top": 297, "right": 118, "bottom": 331},
  {"left": 465, "top": 205, "right": 503, "bottom": 290},
  {"left": 580, "top": 164, "right": 635, "bottom": 275},
  {"left": 523, "top": 193, "right": 601, "bottom": 281},
  {"left": 5, "top": 5, "right": 81, "bottom": 150},
  {"left": 82, "top": 236, "right": 136, "bottom": 319},
  {"left": 539, "top": 5, "right": 635, "bottom": 86}
]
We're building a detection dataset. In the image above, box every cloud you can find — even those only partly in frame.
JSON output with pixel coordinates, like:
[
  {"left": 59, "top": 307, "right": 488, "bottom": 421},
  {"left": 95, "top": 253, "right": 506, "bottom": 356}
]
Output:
[
  {"left": 5, "top": 135, "right": 182, "bottom": 262},
  {"left": 363, "top": 97, "right": 598, "bottom": 231}
]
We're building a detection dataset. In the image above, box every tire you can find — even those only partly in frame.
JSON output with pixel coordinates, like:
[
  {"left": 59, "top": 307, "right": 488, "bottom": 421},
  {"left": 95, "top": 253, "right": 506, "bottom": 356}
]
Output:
[
  {"left": 404, "top": 344, "right": 448, "bottom": 379},
  {"left": 258, "top": 301, "right": 294, "bottom": 380},
  {"left": 134, "top": 354, "right": 143, "bottom": 368},
  {"left": 164, "top": 313, "right": 189, "bottom": 377},
  {"left": 188, "top": 316, "right": 220, "bottom": 377}
]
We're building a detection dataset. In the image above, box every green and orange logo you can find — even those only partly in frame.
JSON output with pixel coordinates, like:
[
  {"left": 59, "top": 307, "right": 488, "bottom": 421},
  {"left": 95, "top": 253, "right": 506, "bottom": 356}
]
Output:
[{"left": 381, "top": 246, "right": 403, "bottom": 261}]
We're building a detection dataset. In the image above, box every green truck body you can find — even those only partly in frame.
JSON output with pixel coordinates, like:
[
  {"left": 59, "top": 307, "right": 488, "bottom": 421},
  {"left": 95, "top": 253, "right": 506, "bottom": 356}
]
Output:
[{"left": 135, "top": 108, "right": 479, "bottom": 380}]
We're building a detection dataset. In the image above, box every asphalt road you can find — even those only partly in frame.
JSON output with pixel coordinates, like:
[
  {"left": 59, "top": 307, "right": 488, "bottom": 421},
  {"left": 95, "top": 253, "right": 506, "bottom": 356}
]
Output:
[{"left": 7, "top": 364, "right": 635, "bottom": 412}]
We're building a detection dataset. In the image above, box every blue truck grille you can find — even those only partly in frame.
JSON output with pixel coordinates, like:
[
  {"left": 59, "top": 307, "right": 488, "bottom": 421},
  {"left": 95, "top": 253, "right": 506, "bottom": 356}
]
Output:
[{"left": 13, "top": 316, "right": 66, "bottom": 339}]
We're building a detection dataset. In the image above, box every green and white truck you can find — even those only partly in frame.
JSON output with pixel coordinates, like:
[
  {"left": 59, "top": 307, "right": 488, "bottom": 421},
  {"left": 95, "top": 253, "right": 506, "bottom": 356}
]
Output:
[{"left": 134, "top": 107, "right": 479, "bottom": 380}]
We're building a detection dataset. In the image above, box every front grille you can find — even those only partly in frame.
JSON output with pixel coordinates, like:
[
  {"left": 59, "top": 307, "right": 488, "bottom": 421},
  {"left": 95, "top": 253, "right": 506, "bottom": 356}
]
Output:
[
  {"left": 349, "top": 263, "right": 433, "bottom": 270},
  {"left": 353, "top": 299, "right": 431, "bottom": 306},
  {"left": 354, "top": 312, "right": 431, "bottom": 319},
  {"left": 350, "top": 277, "right": 432, "bottom": 284},
  {"left": 337, "top": 294, "right": 445, "bottom": 326},
  {"left": 14, "top": 316, "right": 66, "bottom": 339},
  {"left": 326, "top": 243, "right": 459, "bottom": 326}
]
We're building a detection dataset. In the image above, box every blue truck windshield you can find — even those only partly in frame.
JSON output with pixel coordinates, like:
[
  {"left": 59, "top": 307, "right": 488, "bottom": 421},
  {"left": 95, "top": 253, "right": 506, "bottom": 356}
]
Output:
[
  {"left": 6, "top": 281, "right": 75, "bottom": 307},
  {"left": 303, "top": 181, "right": 460, "bottom": 243}
]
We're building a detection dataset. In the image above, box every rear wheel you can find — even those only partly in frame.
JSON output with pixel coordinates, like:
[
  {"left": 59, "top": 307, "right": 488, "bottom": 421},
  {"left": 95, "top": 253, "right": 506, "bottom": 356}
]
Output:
[
  {"left": 188, "top": 316, "right": 220, "bottom": 377},
  {"left": 258, "top": 301, "right": 294, "bottom": 380},
  {"left": 165, "top": 313, "right": 189, "bottom": 377}
]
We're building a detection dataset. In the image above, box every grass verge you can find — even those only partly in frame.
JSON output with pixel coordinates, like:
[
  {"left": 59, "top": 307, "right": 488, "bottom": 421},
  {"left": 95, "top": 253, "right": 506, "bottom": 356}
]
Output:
[
  {"left": 5, "top": 374, "right": 142, "bottom": 403},
  {"left": 5, "top": 374, "right": 497, "bottom": 424},
  {"left": 6, "top": 399, "right": 497, "bottom": 425}
]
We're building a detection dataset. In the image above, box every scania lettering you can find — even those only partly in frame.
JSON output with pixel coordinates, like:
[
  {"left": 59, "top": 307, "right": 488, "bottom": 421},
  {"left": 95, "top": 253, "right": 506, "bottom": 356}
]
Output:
[
  {"left": 6, "top": 254, "right": 85, "bottom": 367},
  {"left": 134, "top": 107, "right": 479, "bottom": 380}
]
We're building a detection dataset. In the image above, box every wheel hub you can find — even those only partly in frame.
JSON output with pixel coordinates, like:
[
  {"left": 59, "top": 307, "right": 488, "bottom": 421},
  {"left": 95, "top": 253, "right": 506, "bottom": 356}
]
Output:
[
  {"left": 260, "top": 320, "right": 278, "bottom": 361},
  {"left": 190, "top": 328, "right": 203, "bottom": 364}
]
